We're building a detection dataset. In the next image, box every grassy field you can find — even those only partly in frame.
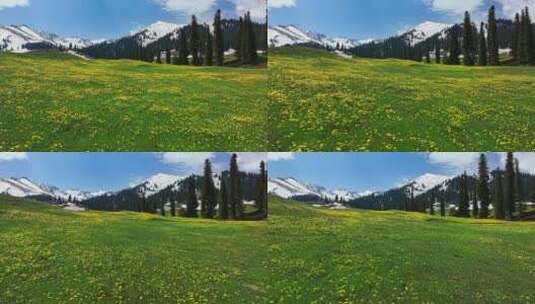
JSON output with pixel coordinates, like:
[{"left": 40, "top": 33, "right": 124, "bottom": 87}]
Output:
[
  {"left": 267, "top": 196, "right": 535, "bottom": 303},
  {"left": 0, "top": 52, "right": 267, "bottom": 151},
  {"left": 0, "top": 196, "right": 268, "bottom": 303},
  {"left": 3, "top": 195, "right": 534, "bottom": 303},
  {"left": 268, "top": 47, "right": 535, "bottom": 151}
]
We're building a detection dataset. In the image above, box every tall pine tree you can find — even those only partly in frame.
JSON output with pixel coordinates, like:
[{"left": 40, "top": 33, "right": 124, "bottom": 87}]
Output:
[
  {"left": 478, "top": 154, "right": 491, "bottom": 218},
  {"left": 512, "top": 13, "right": 521, "bottom": 63},
  {"left": 247, "top": 12, "right": 258, "bottom": 65},
  {"left": 218, "top": 178, "right": 229, "bottom": 219},
  {"left": 229, "top": 154, "right": 243, "bottom": 220},
  {"left": 213, "top": 9, "right": 224, "bottom": 66},
  {"left": 488, "top": 5, "right": 499, "bottom": 65},
  {"left": 201, "top": 159, "right": 216, "bottom": 219},
  {"left": 204, "top": 32, "right": 213, "bottom": 66},
  {"left": 186, "top": 176, "right": 198, "bottom": 217},
  {"left": 256, "top": 161, "right": 267, "bottom": 218},
  {"left": 435, "top": 42, "right": 441, "bottom": 64},
  {"left": 478, "top": 22, "right": 488, "bottom": 66},
  {"left": 504, "top": 152, "right": 516, "bottom": 220},
  {"left": 494, "top": 169, "right": 505, "bottom": 220},
  {"left": 458, "top": 172, "right": 470, "bottom": 217},
  {"left": 190, "top": 15, "right": 201, "bottom": 66},
  {"left": 177, "top": 29, "right": 189, "bottom": 65},
  {"left": 515, "top": 158, "right": 525, "bottom": 215},
  {"left": 463, "top": 11, "right": 476, "bottom": 66},
  {"left": 449, "top": 26, "right": 461, "bottom": 65}
]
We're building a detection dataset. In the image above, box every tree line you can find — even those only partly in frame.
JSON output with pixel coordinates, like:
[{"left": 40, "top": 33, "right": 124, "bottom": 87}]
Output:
[
  {"left": 83, "top": 154, "right": 267, "bottom": 221},
  {"left": 352, "top": 5, "right": 535, "bottom": 66},
  {"left": 405, "top": 153, "right": 535, "bottom": 221}
]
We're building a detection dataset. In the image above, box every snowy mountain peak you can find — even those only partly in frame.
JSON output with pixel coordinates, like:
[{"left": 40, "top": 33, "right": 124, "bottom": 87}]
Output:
[
  {"left": 0, "top": 24, "right": 94, "bottom": 52},
  {"left": 406, "top": 173, "right": 451, "bottom": 195},
  {"left": 268, "top": 25, "right": 359, "bottom": 49},
  {"left": 136, "top": 173, "right": 186, "bottom": 197},
  {"left": 133, "top": 21, "right": 185, "bottom": 46},
  {"left": 268, "top": 177, "right": 363, "bottom": 202},
  {"left": 0, "top": 176, "right": 101, "bottom": 201},
  {"left": 401, "top": 21, "right": 452, "bottom": 45}
]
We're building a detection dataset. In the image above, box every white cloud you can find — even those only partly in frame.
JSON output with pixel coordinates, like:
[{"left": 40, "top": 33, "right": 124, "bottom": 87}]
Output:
[
  {"left": 0, "top": 152, "right": 28, "bottom": 161},
  {"left": 0, "top": 0, "right": 28, "bottom": 10},
  {"left": 268, "top": 152, "right": 295, "bottom": 161},
  {"left": 422, "top": 0, "right": 484, "bottom": 15},
  {"left": 500, "top": 0, "right": 535, "bottom": 17},
  {"left": 268, "top": 0, "right": 296, "bottom": 8},
  {"left": 499, "top": 152, "right": 535, "bottom": 174},
  {"left": 160, "top": 152, "right": 216, "bottom": 172},
  {"left": 154, "top": 0, "right": 216, "bottom": 15},
  {"left": 426, "top": 152, "right": 481, "bottom": 173},
  {"left": 235, "top": 153, "right": 268, "bottom": 172},
  {"left": 230, "top": 0, "right": 267, "bottom": 19}
]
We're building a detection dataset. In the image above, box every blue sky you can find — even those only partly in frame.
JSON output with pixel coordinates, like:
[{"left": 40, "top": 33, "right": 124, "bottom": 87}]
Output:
[
  {"left": 0, "top": 153, "right": 267, "bottom": 192},
  {"left": 0, "top": 0, "right": 267, "bottom": 40},
  {"left": 269, "top": 0, "right": 535, "bottom": 39},
  {"left": 268, "top": 153, "right": 535, "bottom": 193}
]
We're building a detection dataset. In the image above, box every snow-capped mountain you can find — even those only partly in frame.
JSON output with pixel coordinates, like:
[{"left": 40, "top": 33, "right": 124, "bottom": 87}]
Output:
[
  {"left": 0, "top": 24, "right": 94, "bottom": 52},
  {"left": 131, "top": 21, "right": 186, "bottom": 46},
  {"left": 402, "top": 173, "right": 452, "bottom": 195},
  {"left": 134, "top": 173, "right": 187, "bottom": 197},
  {"left": 399, "top": 21, "right": 452, "bottom": 45},
  {"left": 268, "top": 25, "right": 360, "bottom": 49},
  {"left": 0, "top": 177, "right": 101, "bottom": 201},
  {"left": 268, "top": 177, "right": 363, "bottom": 202}
]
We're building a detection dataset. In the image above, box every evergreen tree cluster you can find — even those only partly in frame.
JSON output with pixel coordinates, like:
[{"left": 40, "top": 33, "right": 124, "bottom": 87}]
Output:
[
  {"left": 351, "top": 5, "right": 535, "bottom": 66},
  {"left": 81, "top": 11, "right": 267, "bottom": 67}
]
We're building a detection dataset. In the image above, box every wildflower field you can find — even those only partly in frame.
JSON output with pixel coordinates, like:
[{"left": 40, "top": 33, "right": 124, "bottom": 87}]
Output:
[
  {"left": 267, "top": 196, "right": 535, "bottom": 303},
  {"left": 268, "top": 47, "right": 535, "bottom": 151},
  {"left": 0, "top": 52, "right": 267, "bottom": 151},
  {"left": 0, "top": 196, "right": 268, "bottom": 303}
]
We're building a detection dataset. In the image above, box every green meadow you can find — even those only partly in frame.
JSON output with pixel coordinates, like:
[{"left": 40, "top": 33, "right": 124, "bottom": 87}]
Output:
[
  {"left": 267, "top": 196, "right": 535, "bottom": 303},
  {"left": 0, "top": 196, "right": 268, "bottom": 303},
  {"left": 2, "top": 195, "right": 534, "bottom": 303},
  {"left": 0, "top": 52, "right": 267, "bottom": 151},
  {"left": 268, "top": 47, "right": 535, "bottom": 151}
]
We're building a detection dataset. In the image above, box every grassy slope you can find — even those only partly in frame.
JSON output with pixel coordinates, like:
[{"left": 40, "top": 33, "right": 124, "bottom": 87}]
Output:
[
  {"left": 0, "top": 52, "right": 267, "bottom": 151},
  {"left": 0, "top": 196, "right": 268, "bottom": 303},
  {"left": 268, "top": 47, "right": 535, "bottom": 151},
  {"left": 267, "top": 196, "right": 535, "bottom": 303}
]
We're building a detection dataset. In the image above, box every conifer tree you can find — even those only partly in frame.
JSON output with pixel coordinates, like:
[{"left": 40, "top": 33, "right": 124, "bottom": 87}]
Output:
[
  {"left": 488, "top": 5, "right": 499, "bottom": 65},
  {"left": 519, "top": 9, "right": 528, "bottom": 64},
  {"left": 471, "top": 185, "right": 479, "bottom": 218},
  {"left": 256, "top": 161, "right": 267, "bottom": 218},
  {"left": 429, "top": 189, "right": 436, "bottom": 215},
  {"left": 213, "top": 9, "right": 224, "bottom": 66},
  {"left": 478, "top": 22, "right": 488, "bottom": 66},
  {"left": 160, "top": 201, "right": 166, "bottom": 216},
  {"left": 170, "top": 199, "right": 176, "bottom": 217},
  {"left": 201, "top": 159, "right": 216, "bottom": 219},
  {"left": 458, "top": 172, "right": 470, "bottom": 217},
  {"left": 190, "top": 15, "right": 201, "bottom": 66},
  {"left": 478, "top": 154, "right": 491, "bottom": 218},
  {"left": 156, "top": 51, "right": 162, "bottom": 64},
  {"left": 440, "top": 192, "right": 446, "bottom": 217},
  {"left": 236, "top": 17, "right": 244, "bottom": 62},
  {"left": 177, "top": 29, "right": 189, "bottom": 65},
  {"left": 165, "top": 49, "right": 171, "bottom": 64},
  {"left": 463, "top": 11, "right": 476, "bottom": 66},
  {"left": 512, "top": 13, "right": 521, "bottom": 62},
  {"left": 247, "top": 12, "right": 258, "bottom": 65},
  {"left": 186, "top": 176, "right": 198, "bottom": 217},
  {"left": 524, "top": 7, "right": 534, "bottom": 64},
  {"left": 425, "top": 48, "right": 431, "bottom": 63},
  {"left": 435, "top": 42, "right": 441, "bottom": 64},
  {"left": 504, "top": 152, "right": 516, "bottom": 220},
  {"left": 204, "top": 32, "right": 213, "bottom": 66},
  {"left": 449, "top": 26, "right": 461, "bottom": 64},
  {"left": 515, "top": 158, "right": 525, "bottom": 215},
  {"left": 219, "top": 178, "right": 229, "bottom": 219},
  {"left": 494, "top": 169, "right": 505, "bottom": 220},
  {"left": 229, "top": 154, "right": 243, "bottom": 219}
]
